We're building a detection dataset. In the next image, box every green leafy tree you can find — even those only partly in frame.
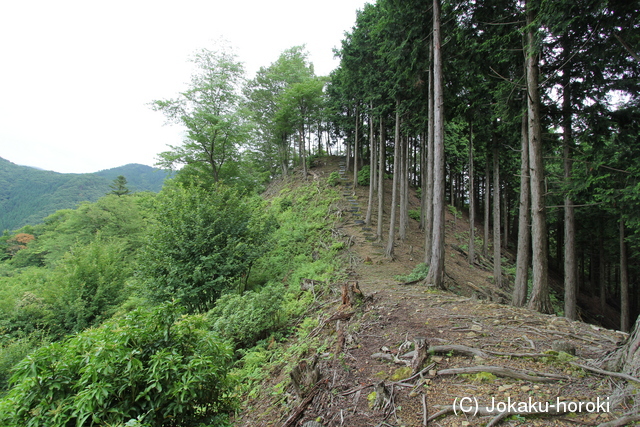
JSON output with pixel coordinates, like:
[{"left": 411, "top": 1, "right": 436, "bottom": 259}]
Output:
[
  {"left": 1, "top": 238, "right": 135, "bottom": 339},
  {"left": 152, "top": 46, "right": 247, "bottom": 182},
  {"left": 244, "top": 46, "right": 317, "bottom": 176},
  {"left": 139, "top": 183, "right": 274, "bottom": 313},
  {"left": 277, "top": 76, "right": 326, "bottom": 178}
]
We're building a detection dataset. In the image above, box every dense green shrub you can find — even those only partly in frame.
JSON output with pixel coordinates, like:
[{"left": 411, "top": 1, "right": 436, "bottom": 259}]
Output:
[
  {"left": 357, "top": 165, "right": 370, "bottom": 186},
  {"left": 0, "top": 267, "right": 54, "bottom": 338},
  {"left": 139, "top": 183, "right": 275, "bottom": 313},
  {"left": 0, "top": 238, "right": 135, "bottom": 341},
  {"left": 394, "top": 263, "right": 430, "bottom": 282},
  {"left": 51, "top": 237, "right": 132, "bottom": 335},
  {"left": 207, "top": 282, "right": 286, "bottom": 348},
  {"left": 0, "top": 335, "right": 47, "bottom": 392},
  {"left": 408, "top": 209, "right": 421, "bottom": 221},
  {"left": 0, "top": 303, "right": 234, "bottom": 427},
  {"left": 306, "top": 151, "right": 324, "bottom": 169},
  {"left": 327, "top": 171, "right": 340, "bottom": 186}
]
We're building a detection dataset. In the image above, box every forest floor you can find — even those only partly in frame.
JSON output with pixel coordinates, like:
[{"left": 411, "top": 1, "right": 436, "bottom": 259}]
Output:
[{"left": 234, "top": 156, "right": 634, "bottom": 427}]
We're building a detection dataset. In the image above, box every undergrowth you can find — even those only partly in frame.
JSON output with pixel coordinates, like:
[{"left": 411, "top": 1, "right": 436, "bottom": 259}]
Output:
[
  {"left": 222, "top": 177, "right": 347, "bottom": 415},
  {"left": 394, "top": 263, "right": 430, "bottom": 282}
]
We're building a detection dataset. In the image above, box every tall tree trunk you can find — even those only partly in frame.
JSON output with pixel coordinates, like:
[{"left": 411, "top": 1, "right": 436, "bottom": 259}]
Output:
[
  {"left": 599, "top": 221, "right": 606, "bottom": 313},
  {"left": 449, "top": 166, "right": 454, "bottom": 206},
  {"left": 377, "top": 117, "right": 386, "bottom": 242},
  {"left": 385, "top": 101, "right": 401, "bottom": 259},
  {"left": 502, "top": 185, "right": 509, "bottom": 248},
  {"left": 421, "top": 133, "right": 427, "bottom": 230},
  {"left": 424, "top": 43, "right": 435, "bottom": 264},
  {"left": 399, "top": 134, "right": 408, "bottom": 241},
  {"left": 412, "top": 136, "right": 420, "bottom": 187},
  {"left": 483, "top": 156, "right": 490, "bottom": 258},
  {"left": 299, "top": 126, "right": 307, "bottom": 179},
  {"left": 526, "top": 0, "right": 552, "bottom": 314},
  {"left": 493, "top": 133, "right": 502, "bottom": 289},
  {"left": 468, "top": 122, "right": 476, "bottom": 264},
  {"left": 372, "top": 110, "right": 378, "bottom": 192},
  {"left": 280, "top": 134, "right": 289, "bottom": 176},
  {"left": 563, "top": 36, "right": 577, "bottom": 320},
  {"left": 353, "top": 106, "right": 359, "bottom": 188},
  {"left": 513, "top": 111, "right": 531, "bottom": 306},
  {"left": 424, "top": 0, "right": 445, "bottom": 289},
  {"left": 366, "top": 114, "right": 376, "bottom": 225},
  {"left": 620, "top": 216, "right": 630, "bottom": 332},
  {"left": 345, "top": 126, "right": 351, "bottom": 173},
  {"left": 556, "top": 211, "right": 563, "bottom": 270}
]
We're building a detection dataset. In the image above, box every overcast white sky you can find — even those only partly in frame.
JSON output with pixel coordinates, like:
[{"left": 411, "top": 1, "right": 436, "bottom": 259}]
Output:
[{"left": 0, "top": 0, "right": 369, "bottom": 173}]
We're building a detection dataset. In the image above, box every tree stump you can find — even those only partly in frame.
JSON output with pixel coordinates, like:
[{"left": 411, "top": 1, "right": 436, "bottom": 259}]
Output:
[
  {"left": 373, "top": 381, "right": 391, "bottom": 410},
  {"left": 341, "top": 280, "right": 363, "bottom": 307},
  {"left": 290, "top": 354, "right": 321, "bottom": 399},
  {"left": 411, "top": 337, "right": 429, "bottom": 375}
]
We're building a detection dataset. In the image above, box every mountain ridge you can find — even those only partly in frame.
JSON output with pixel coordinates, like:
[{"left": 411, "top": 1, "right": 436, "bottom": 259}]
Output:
[{"left": 0, "top": 156, "right": 169, "bottom": 231}]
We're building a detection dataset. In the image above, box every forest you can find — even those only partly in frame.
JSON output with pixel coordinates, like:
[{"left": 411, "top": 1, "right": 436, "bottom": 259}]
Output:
[
  {"left": 0, "top": 0, "right": 639, "bottom": 425},
  {"left": 0, "top": 158, "right": 169, "bottom": 231}
]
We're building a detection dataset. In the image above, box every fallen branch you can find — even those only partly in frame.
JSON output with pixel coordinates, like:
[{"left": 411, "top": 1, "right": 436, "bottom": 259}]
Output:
[
  {"left": 486, "top": 411, "right": 512, "bottom": 427},
  {"left": 371, "top": 352, "right": 408, "bottom": 365},
  {"left": 597, "top": 412, "right": 640, "bottom": 427},
  {"left": 463, "top": 279, "right": 494, "bottom": 300},
  {"left": 282, "top": 379, "right": 327, "bottom": 427},
  {"left": 571, "top": 362, "right": 640, "bottom": 384},
  {"left": 426, "top": 406, "right": 454, "bottom": 422},
  {"left": 339, "top": 384, "right": 371, "bottom": 397},
  {"left": 422, "top": 393, "right": 428, "bottom": 426},
  {"left": 436, "top": 365, "right": 564, "bottom": 383},
  {"left": 328, "top": 310, "right": 355, "bottom": 322}
]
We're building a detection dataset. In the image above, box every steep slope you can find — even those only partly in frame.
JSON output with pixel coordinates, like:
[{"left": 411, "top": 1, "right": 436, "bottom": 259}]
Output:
[
  {"left": 234, "top": 156, "right": 633, "bottom": 427},
  {"left": 0, "top": 157, "right": 169, "bottom": 231}
]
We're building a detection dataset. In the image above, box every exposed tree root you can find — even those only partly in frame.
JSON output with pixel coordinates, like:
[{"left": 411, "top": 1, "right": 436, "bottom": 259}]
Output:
[
  {"left": 428, "top": 400, "right": 599, "bottom": 425},
  {"left": 485, "top": 350, "right": 550, "bottom": 358},
  {"left": 436, "top": 365, "right": 567, "bottom": 382},
  {"left": 571, "top": 361, "right": 640, "bottom": 384},
  {"left": 430, "top": 344, "right": 490, "bottom": 359}
]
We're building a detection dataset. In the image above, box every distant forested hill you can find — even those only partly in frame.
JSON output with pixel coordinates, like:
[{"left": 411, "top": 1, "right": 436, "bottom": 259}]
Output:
[{"left": 0, "top": 157, "right": 170, "bottom": 231}]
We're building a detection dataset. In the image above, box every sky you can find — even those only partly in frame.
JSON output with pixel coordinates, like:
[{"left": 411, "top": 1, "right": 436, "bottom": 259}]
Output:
[{"left": 0, "top": 0, "right": 369, "bottom": 174}]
